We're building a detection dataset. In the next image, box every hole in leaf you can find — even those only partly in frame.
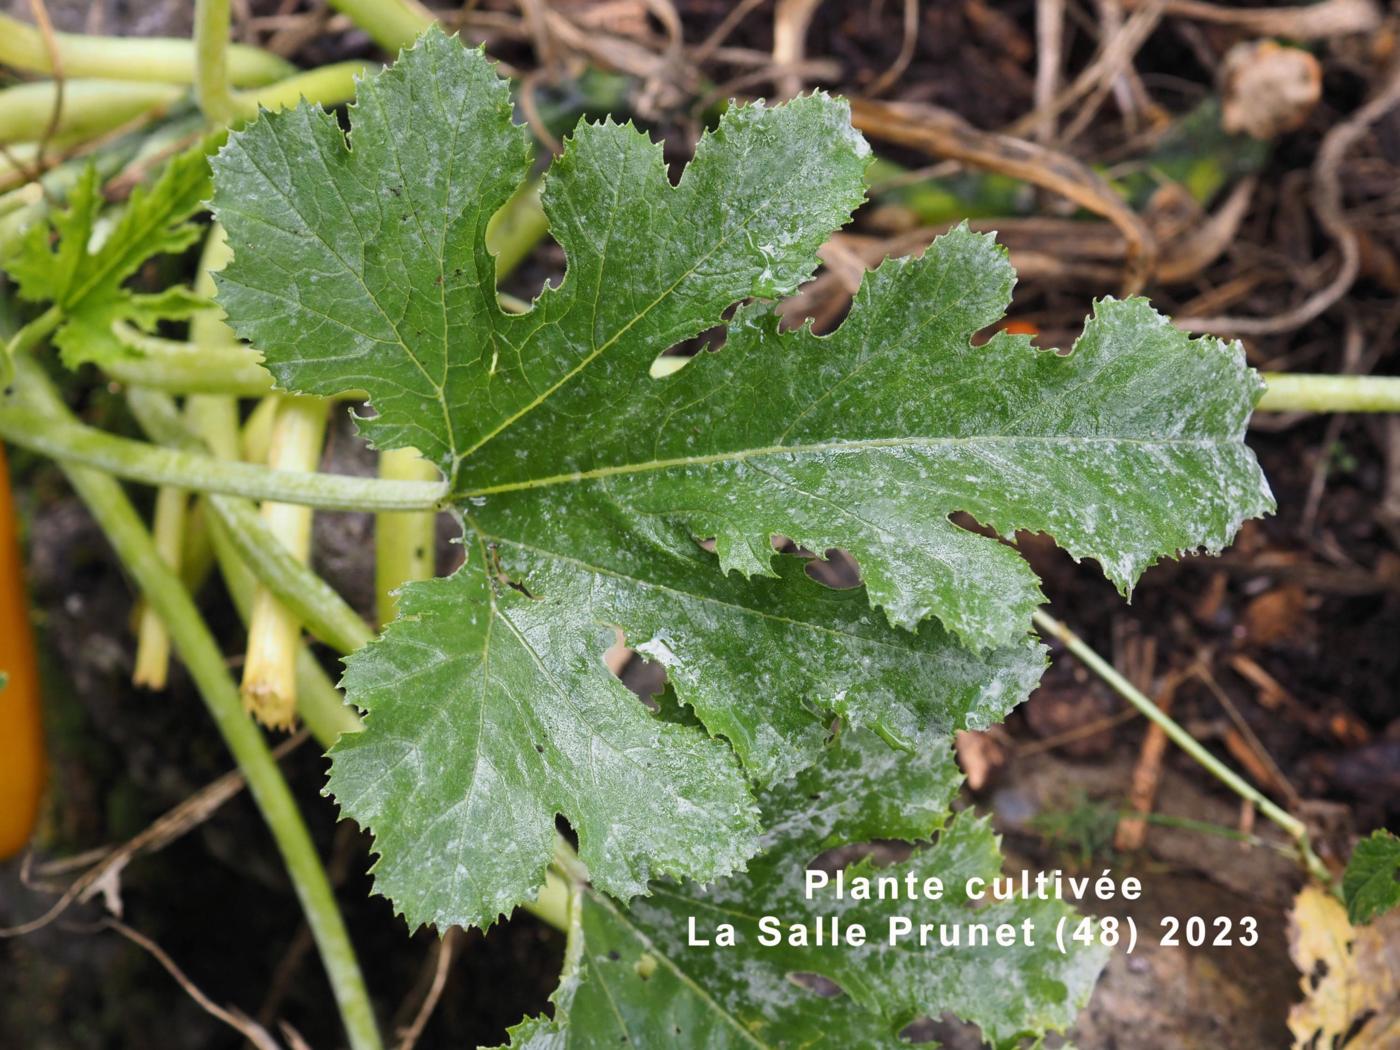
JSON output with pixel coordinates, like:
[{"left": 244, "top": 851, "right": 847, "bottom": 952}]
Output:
[
  {"left": 603, "top": 628, "right": 670, "bottom": 709},
  {"left": 649, "top": 314, "right": 731, "bottom": 378},
  {"left": 805, "top": 547, "right": 861, "bottom": 590},
  {"left": 900, "top": 1014, "right": 977, "bottom": 1045},
  {"left": 555, "top": 816, "right": 579, "bottom": 851},
  {"left": 786, "top": 972, "right": 844, "bottom": 998},
  {"left": 806, "top": 840, "right": 917, "bottom": 880}
]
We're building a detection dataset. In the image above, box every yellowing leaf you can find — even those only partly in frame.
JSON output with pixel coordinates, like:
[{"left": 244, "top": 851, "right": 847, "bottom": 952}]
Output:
[{"left": 1287, "top": 884, "right": 1400, "bottom": 1048}]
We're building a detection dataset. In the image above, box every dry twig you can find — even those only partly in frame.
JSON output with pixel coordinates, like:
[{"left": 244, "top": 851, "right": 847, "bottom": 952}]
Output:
[
  {"left": 850, "top": 97, "right": 1158, "bottom": 293},
  {"left": 1177, "top": 63, "right": 1400, "bottom": 334},
  {"left": 772, "top": 0, "right": 823, "bottom": 98},
  {"left": 0, "top": 734, "right": 306, "bottom": 938},
  {"left": 97, "top": 917, "right": 283, "bottom": 1050}
]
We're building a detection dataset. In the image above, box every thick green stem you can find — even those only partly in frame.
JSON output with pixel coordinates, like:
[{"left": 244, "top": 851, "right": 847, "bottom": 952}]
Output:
[
  {"left": 0, "top": 406, "right": 446, "bottom": 511},
  {"left": 241, "top": 397, "right": 329, "bottom": 729},
  {"left": 237, "top": 61, "right": 368, "bottom": 119},
  {"left": 0, "top": 60, "right": 362, "bottom": 150},
  {"left": 375, "top": 448, "right": 439, "bottom": 626},
  {"left": 2, "top": 304, "right": 60, "bottom": 383},
  {"left": 1032, "top": 608, "right": 1331, "bottom": 885},
  {"left": 128, "top": 388, "right": 373, "bottom": 656},
  {"left": 105, "top": 329, "right": 276, "bottom": 396},
  {"left": 193, "top": 0, "right": 235, "bottom": 126},
  {"left": 132, "top": 484, "right": 187, "bottom": 689},
  {"left": 1258, "top": 372, "right": 1400, "bottom": 413},
  {"left": 12, "top": 356, "right": 381, "bottom": 1050},
  {"left": 186, "top": 393, "right": 361, "bottom": 747},
  {"left": 243, "top": 396, "right": 280, "bottom": 464},
  {"left": 177, "top": 497, "right": 216, "bottom": 596},
  {"left": 0, "top": 80, "right": 183, "bottom": 145},
  {"left": 529, "top": 870, "right": 575, "bottom": 934},
  {"left": 0, "top": 13, "right": 293, "bottom": 86},
  {"left": 326, "top": 0, "right": 434, "bottom": 54},
  {"left": 488, "top": 180, "right": 548, "bottom": 280}
]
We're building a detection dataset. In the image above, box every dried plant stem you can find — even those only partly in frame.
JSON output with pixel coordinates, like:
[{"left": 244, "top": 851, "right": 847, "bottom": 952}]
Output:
[{"left": 241, "top": 397, "right": 328, "bottom": 729}]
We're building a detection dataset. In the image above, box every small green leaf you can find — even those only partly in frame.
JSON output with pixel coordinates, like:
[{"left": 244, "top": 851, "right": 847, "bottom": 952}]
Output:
[
  {"left": 8, "top": 143, "right": 213, "bottom": 369},
  {"left": 504, "top": 734, "right": 1108, "bottom": 1049},
  {"left": 1343, "top": 830, "right": 1400, "bottom": 925}
]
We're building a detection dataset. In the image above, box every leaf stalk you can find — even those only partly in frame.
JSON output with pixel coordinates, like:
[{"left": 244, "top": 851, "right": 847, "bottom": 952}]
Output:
[
  {"left": 240, "top": 397, "right": 329, "bottom": 729},
  {"left": 0, "top": 404, "right": 447, "bottom": 511},
  {"left": 193, "top": 0, "right": 235, "bottom": 126},
  {"left": 11, "top": 354, "right": 382, "bottom": 1050},
  {"left": 0, "top": 12, "right": 294, "bottom": 86},
  {"left": 1032, "top": 608, "right": 1331, "bottom": 885},
  {"left": 1258, "top": 372, "right": 1400, "bottom": 414},
  {"left": 326, "top": 0, "right": 435, "bottom": 54}
]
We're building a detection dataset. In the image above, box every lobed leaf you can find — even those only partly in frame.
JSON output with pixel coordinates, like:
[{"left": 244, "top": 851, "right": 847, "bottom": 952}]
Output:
[
  {"left": 501, "top": 734, "right": 1109, "bottom": 1049},
  {"left": 1343, "top": 830, "right": 1400, "bottom": 925},
  {"left": 212, "top": 28, "right": 1273, "bottom": 936},
  {"left": 8, "top": 144, "right": 213, "bottom": 369}
]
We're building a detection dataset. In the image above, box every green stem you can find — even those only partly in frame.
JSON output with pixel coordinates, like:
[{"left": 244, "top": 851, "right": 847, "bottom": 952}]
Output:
[
  {"left": 326, "top": 0, "right": 434, "bottom": 54},
  {"left": 12, "top": 356, "right": 382, "bottom": 1050},
  {"left": 487, "top": 179, "right": 548, "bottom": 280},
  {"left": 241, "top": 397, "right": 329, "bottom": 728},
  {"left": 0, "top": 80, "right": 183, "bottom": 145},
  {"left": 0, "top": 405, "right": 446, "bottom": 511},
  {"left": 128, "top": 388, "right": 373, "bottom": 656},
  {"left": 105, "top": 328, "right": 275, "bottom": 396},
  {"left": 132, "top": 483, "right": 187, "bottom": 689},
  {"left": 0, "top": 60, "right": 363, "bottom": 150},
  {"left": 1032, "top": 608, "right": 1332, "bottom": 885},
  {"left": 0, "top": 13, "right": 293, "bottom": 86},
  {"left": 186, "top": 393, "right": 361, "bottom": 747},
  {"left": 1258, "top": 373, "right": 1400, "bottom": 414},
  {"left": 193, "top": 0, "right": 235, "bottom": 125},
  {"left": 375, "top": 448, "right": 439, "bottom": 626},
  {"left": 237, "top": 60, "right": 368, "bottom": 118},
  {"left": 2, "top": 304, "right": 60, "bottom": 382},
  {"left": 177, "top": 497, "right": 217, "bottom": 595},
  {"left": 242, "top": 396, "right": 280, "bottom": 464},
  {"left": 521, "top": 837, "right": 589, "bottom": 934}
]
